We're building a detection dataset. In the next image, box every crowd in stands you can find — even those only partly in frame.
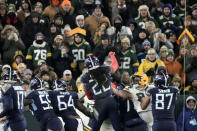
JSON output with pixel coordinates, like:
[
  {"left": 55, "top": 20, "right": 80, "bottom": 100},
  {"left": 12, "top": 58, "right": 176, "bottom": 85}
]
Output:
[{"left": 0, "top": 0, "right": 197, "bottom": 129}]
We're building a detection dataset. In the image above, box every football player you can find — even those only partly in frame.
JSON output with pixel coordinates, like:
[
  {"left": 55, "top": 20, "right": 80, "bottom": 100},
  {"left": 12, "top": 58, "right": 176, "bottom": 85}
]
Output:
[
  {"left": 81, "top": 55, "right": 121, "bottom": 131},
  {"left": 25, "top": 77, "right": 62, "bottom": 131},
  {"left": 48, "top": 79, "right": 91, "bottom": 131},
  {"left": 130, "top": 72, "right": 153, "bottom": 131},
  {"left": 0, "top": 69, "right": 26, "bottom": 131},
  {"left": 112, "top": 72, "right": 148, "bottom": 131},
  {"left": 141, "top": 73, "right": 179, "bottom": 131}
]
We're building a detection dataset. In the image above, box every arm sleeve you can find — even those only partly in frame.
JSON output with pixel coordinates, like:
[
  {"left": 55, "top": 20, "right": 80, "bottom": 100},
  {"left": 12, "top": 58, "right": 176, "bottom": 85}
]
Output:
[{"left": 0, "top": 95, "right": 13, "bottom": 118}]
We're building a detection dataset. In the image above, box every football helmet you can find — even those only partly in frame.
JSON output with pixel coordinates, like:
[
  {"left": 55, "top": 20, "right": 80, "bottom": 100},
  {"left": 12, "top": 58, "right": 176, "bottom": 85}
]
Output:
[
  {"left": 133, "top": 72, "right": 149, "bottom": 86},
  {"left": 84, "top": 55, "right": 100, "bottom": 71},
  {"left": 2, "top": 68, "right": 18, "bottom": 83},
  {"left": 29, "top": 77, "right": 44, "bottom": 90},
  {"left": 52, "top": 79, "right": 67, "bottom": 91},
  {"left": 153, "top": 73, "right": 168, "bottom": 88}
]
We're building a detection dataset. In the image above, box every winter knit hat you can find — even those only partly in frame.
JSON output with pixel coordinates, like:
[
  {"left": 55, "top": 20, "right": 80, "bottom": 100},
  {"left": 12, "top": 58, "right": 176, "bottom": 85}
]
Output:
[
  {"left": 121, "top": 37, "right": 130, "bottom": 46},
  {"left": 167, "top": 49, "right": 174, "bottom": 57},
  {"left": 160, "top": 45, "right": 168, "bottom": 52},
  {"left": 142, "top": 39, "right": 151, "bottom": 47},
  {"left": 172, "top": 74, "right": 181, "bottom": 83},
  {"left": 61, "top": 0, "right": 71, "bottom": 8}
]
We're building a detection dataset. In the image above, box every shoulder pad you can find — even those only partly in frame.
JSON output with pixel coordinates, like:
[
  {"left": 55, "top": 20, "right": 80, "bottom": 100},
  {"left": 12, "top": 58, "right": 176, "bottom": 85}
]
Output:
[
  {"left": 2, "top": 84, "right": 12, "bottom": 93},
  {"left": 145, "top": 84, "right": 155, "bottom": 95}
]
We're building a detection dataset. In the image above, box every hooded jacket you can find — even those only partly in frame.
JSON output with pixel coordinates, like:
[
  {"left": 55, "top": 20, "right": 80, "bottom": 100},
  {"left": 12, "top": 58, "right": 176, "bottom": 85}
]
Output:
[{"left": 177, "top": 96, "right": 197, "bottom": 131}]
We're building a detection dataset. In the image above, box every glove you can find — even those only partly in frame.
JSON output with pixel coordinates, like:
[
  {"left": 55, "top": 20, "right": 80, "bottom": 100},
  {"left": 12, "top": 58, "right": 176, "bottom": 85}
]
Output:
[
  {"left": 146, "top": 68, "right": 155, "bottom": 76},
  {"left": 70, "top": 62, "right": 77, "bottom": 69},
  {"left": 13, "top": 33, "right": 18, "bottom": 41}
]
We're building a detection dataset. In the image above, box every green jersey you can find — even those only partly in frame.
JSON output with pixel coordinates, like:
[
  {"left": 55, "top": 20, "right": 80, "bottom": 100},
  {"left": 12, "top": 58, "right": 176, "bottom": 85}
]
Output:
[
  {"left": 158, "top": 14, "right": 182, "bottom": 28},
  {"left": 26, "top": 42, "right": 51, "bottom": 68},
  {"left": 119, "top": 50, "right": 139, "bottom": 75},
  {"left": 135, "top": 16, "right": 159, "bottom": 29},
  {"left": 70, "top": 41, "right": 92, "bottom": 62}
]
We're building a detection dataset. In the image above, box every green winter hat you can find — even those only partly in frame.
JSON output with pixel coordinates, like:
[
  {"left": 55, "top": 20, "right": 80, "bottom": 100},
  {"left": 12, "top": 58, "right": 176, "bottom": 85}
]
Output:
[{"left": 167, "top": 49, "right": 174, "bottom": 57}]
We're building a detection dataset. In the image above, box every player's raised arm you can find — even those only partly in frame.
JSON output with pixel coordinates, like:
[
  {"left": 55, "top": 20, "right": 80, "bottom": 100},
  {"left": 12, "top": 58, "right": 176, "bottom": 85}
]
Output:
[
  {"left": 140, "top": 95, "right": 151, "bottom": 110},
  {"left": 112, "top": 86, "right": 133, "bottom": 100}
]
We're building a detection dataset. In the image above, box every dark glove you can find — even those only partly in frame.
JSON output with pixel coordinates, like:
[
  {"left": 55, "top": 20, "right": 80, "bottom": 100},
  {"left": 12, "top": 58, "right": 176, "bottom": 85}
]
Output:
[{"left": 146, "top": 68, "right": 155, "bottom": 76}]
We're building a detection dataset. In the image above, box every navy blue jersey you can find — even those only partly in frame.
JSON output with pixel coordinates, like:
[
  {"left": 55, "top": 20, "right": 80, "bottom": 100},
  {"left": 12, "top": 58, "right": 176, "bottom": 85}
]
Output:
[
  {"left": 81, "top": 72, "right": 112, "bottom": 100},
  {"left": 147, "top": 86, "right": 179, "bottom": 121},
  {"left": 48, "top": 90, "right": 78, "bottom": 117},
  {"left": 0, "top": 83, "right": 25, "bottom": 123},
  {"left": 26, "top": 89, "right": 57, "bottom": 122}
]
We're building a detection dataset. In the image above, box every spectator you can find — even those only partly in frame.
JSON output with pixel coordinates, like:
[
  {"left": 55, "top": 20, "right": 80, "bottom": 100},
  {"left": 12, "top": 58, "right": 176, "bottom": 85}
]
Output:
[
  {"left": 76, "top": 0, "right": 95, "bottom": 18},
  {"left": 137, "top": 39, "right": 151, "bottom": 63},
  {"left": 70, "top": 27, "right": 92, "bottom": 78},
  {"left": 52, "top": 35, "right": 74, "bottom": 78},
  {"left": 171, "top": 74, "right": 183, "bottom": 93},
  {"left": 53, "top": 13, "right": 64, "bottom": 31},
  {"left": 135, "top": 4, "right": 159, "bottom": 30},
  {"left": 185, "top": 75, "right": 197, "bottom": 94},
  {"left": 17, "top": 0, "right": 31, "bottom": 25},
  {"left": 24, "top": 68, "right": 32, "bottom": 82},
  {"left": 165, "top": 30, "right": 179, "bottom": 57},
  {"left": 62, "top": 69, "right": 78, "bottom": 92},
  {"left": 85, "top": 1, "right": 110, "bottom": 37},
  {"left": 59, "top": 0, "right": 76, "bottom": 29},
  {"left": 43, "top": 0, "right": 61, "bottom": 21},
  {"left": 62, "top": 24, "right": 73, "bottom": 45},
  {"left": 164, "top": 49, "right": 185, "bottom": 85},
  {"left": 126, "top": 0, "right": 141, "bottom": 20},
  {"left": 32, "top": 2, "right": 50, "bottom": 29},
  {"left": 5, "top": 4, "right": 23, "bottom": 31},
  {"left": 185, "top": 45, "right": 197, "bottom": 85},
  {"left": 177, "top": 96, "right": 197, "bottom": 131},
  {"left": 1, "top": 25, "right": 25, "bottom": 65},
  {"left": 153, "top": 32, "right": 173, "bottom": 53},
  {"left": 145, "top": 21, "right": 159, "bottom": 43},
  {"left": 40, "top": 70, "right": 51, "bottom": 88},
  {"left": 176, "top": 44, "right": 190, "bottom": 68},
  {"left": 26, "top": 32, "right": 51, "bottom": 70},
  {"left": 45, "top": 22, "right": 61, "bottom": 48},
  {"left": 12, "top": 50, "right": 25, "bottom": 70},
  {"left": 21, "top": 12, "right": 46, "bottom": 49},
  {"left": 159, "top": 45, "right": 168, "bottom": 61},
  {"left": 135, "top": 29, "right": 149, "bottom": 53},
  {"left": 116, "top": 0, "right": 127, "bottom": 24},
  {"left": 17, "top": 63, "right": 27, "bottom": 80},
  {"left": 35, "top": 60, "right": 57, "bottom": 85},
  {"left": 158, "top": 3, "right": 183, "bottom": 33},
  {"left": 174, "top": 0, "right": 189, "bottom": 25},
  {"left": 75, "top": 15, "right": 92, "bottom": 46},
  {"left": 119, "top": 37, "right": 139, "bottom": 76},
  {"left": 94, "top": 33, "right": 118, "bottom": 65},
  {"left": 186, "top": 4, "right": 197, "bottom": 36},
  {"left": 138, "top": 48, "right": 165, "bottom": 82},
  {"left": 126, "top": 18, "right": 139, "bottom": 43},
  {"left": 0, "top": 2, "right": 7, "bottom": 28}
]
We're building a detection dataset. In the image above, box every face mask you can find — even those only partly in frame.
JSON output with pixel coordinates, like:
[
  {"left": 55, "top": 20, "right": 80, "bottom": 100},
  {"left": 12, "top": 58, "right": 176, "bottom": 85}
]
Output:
[
  {"left": 114, "top": 23, "right": 122, "bottom": 31},
  {"left": 36, "top": 40, "right": 43, "bottom": 44}
]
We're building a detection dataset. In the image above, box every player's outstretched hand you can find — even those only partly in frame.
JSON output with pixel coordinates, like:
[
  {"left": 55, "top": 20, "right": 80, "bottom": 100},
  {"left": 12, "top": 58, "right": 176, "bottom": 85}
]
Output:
[{"left": 0, "top": 116, "right": 6, "bottom": 123}]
